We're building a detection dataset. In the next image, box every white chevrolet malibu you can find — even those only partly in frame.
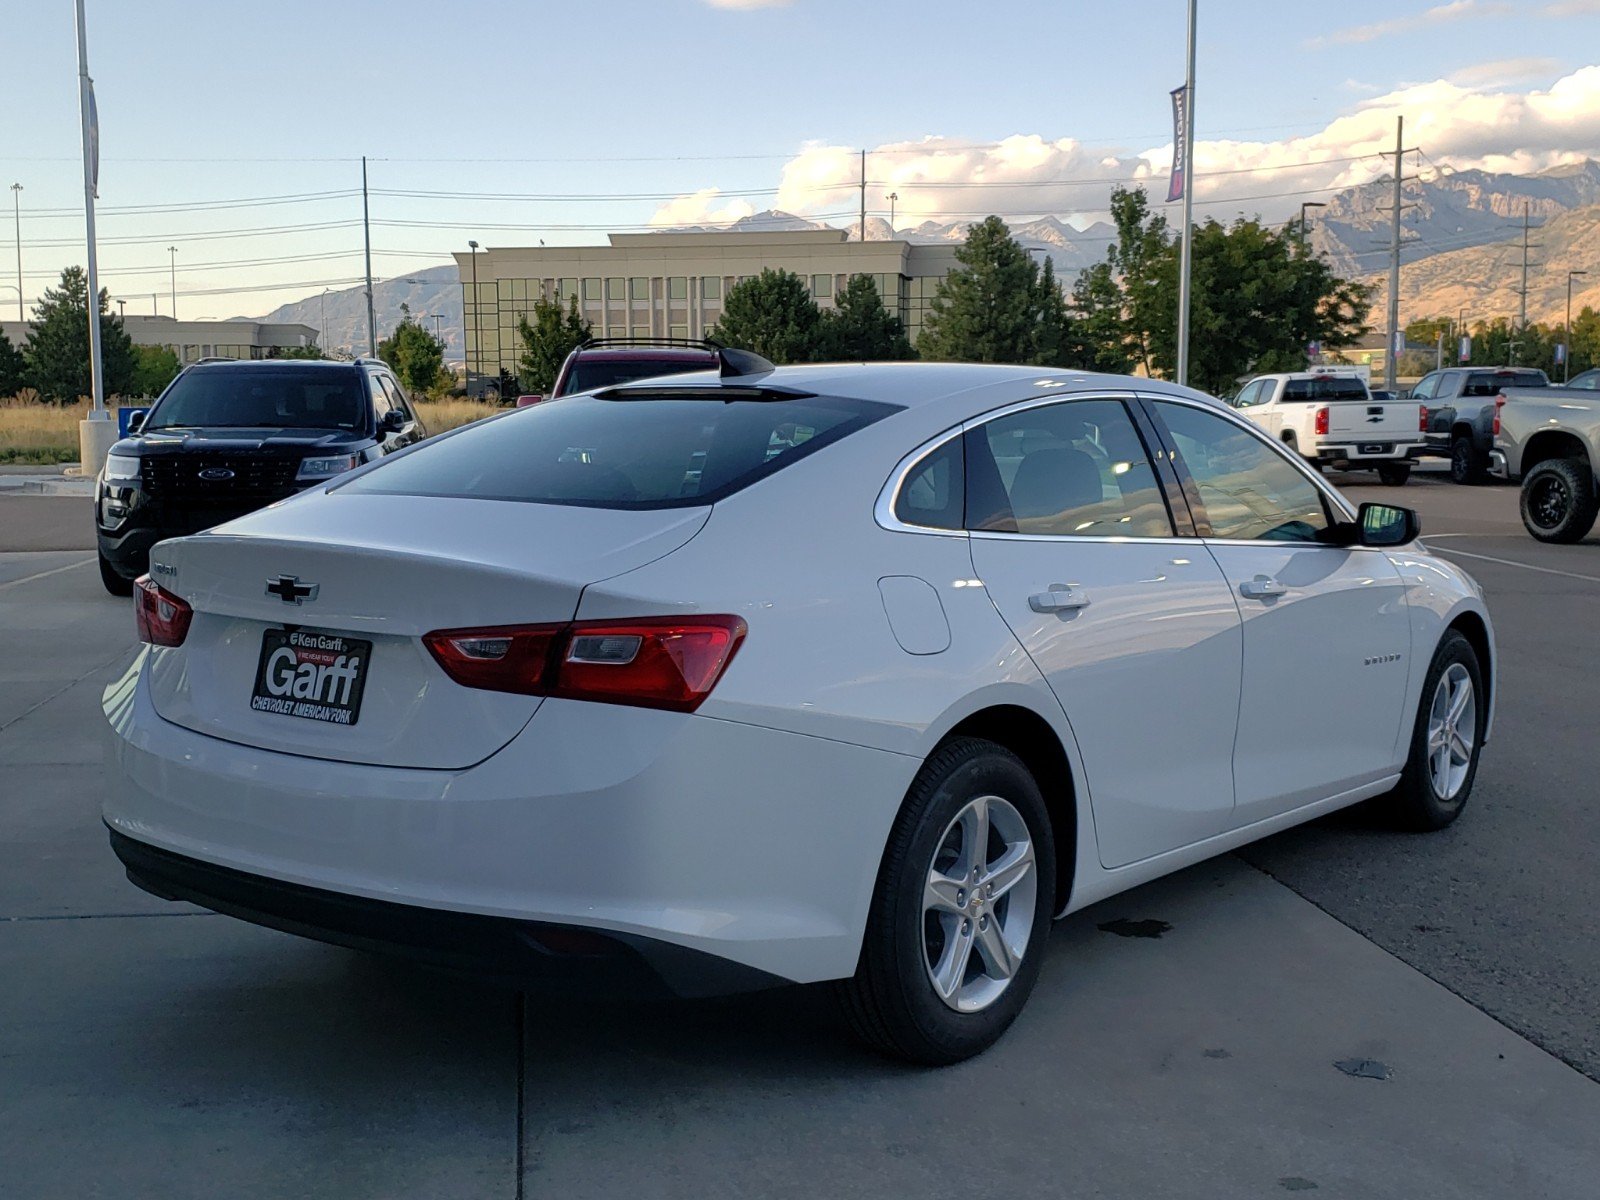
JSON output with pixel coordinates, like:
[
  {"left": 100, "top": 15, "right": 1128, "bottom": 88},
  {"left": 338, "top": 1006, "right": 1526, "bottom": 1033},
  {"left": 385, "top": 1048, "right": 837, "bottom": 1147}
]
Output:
[{"left": 104, "top": 359, "right": 1494, "bottom": 1064}]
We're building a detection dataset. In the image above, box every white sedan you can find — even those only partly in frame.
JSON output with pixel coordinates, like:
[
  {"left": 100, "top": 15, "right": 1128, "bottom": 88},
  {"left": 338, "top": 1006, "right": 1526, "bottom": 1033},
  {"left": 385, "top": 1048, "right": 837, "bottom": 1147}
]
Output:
[{"left": 104, "top": 360, "right": 1494, "bottom": 1064}]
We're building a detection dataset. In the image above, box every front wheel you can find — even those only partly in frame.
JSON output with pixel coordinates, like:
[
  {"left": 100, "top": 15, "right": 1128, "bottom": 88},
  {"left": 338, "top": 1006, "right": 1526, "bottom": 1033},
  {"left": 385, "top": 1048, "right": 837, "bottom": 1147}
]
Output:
[
  {"left": 1450, "top": 434, "right": 1485, "bottom": 485},
  {"left": 98, "top": 549, "right": 134, "bottom": 597},
  {"left": 1377, "top": 463, "right": 1412, "bottom": 486},
  {"left": 1520, "top": 458, "right": 1599, "bottom": 544},
  {"left": 1370, "top": 631, "right": 1485, "bottom": 831},
  {"left": 838, "top": 738, "right": 1055, "bottom": 1065}
]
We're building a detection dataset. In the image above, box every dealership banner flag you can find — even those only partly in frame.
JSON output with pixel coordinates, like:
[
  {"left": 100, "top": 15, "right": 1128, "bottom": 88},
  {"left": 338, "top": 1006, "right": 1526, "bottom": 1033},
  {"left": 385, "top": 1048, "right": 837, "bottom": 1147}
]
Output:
[{"left": 1167, "top": 85, "right": 1189, "bottom": 202}]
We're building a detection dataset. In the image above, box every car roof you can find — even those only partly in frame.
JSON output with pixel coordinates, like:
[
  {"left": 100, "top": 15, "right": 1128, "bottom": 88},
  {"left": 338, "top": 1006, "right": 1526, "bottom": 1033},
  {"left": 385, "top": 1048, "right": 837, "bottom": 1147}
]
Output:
[
  {"left": 570, "top": 347, "right": 718, "bottom": 362},
  {"left": 604, "top": 360, "right": 1228, "bottom": 418}
]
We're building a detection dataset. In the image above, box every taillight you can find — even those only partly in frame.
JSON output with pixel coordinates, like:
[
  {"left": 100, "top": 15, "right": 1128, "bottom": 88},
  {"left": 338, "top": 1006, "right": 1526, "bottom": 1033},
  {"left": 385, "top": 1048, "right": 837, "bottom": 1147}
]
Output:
[
  {"left": 1314, "top": 406, "right": 1329, "bottom": 436},
  {"left": 423, "top": 615, "right": 746, "bottom": 713},
  {"left": 1492, "top": 395, "right": 1506, "bottom": 436},
  {"left": 134, "top": 575, "right": 193, "bottom": 647},
  {"left": 1419, "top": 405, "right": 1429, "bottom": 432}
]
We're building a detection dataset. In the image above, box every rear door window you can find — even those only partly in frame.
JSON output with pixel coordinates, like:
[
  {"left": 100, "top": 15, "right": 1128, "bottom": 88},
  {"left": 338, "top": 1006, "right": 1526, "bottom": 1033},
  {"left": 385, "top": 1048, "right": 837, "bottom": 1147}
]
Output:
[
  {"left": 893, "top": 436, "right": 964, "bottom": 530},
  {"left": 340, "top": 391, "right": 898, "bottom": 508},
  {"left": 1282, "top": 376, "right": 1368, "bottom": 402}
]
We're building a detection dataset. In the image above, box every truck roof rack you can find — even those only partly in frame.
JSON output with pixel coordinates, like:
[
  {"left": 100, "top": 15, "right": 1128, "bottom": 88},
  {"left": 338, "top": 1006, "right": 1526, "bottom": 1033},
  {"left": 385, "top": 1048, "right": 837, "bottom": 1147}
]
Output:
[{"left": 577, "top": 336, "right": 721, "bottom": 351}]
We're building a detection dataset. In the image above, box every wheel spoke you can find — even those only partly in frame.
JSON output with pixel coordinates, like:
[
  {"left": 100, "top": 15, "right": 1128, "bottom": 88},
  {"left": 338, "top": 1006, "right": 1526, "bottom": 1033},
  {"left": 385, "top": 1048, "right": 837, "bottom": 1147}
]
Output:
[
  {"left": 930, "top": 917, "right": 975, "bottom": 1000},
  {"left": 924, "top": 870, "right": 966, "bottom": 916},
  {"left": 980, "top": 841, "right": 1035, "bottom": 901},
  {"left": 1450, "top": 730, "right": 1473, "bottom": 764},
  {"left": 1447, "top": 680, "right": 1471, "bottom": 726},
  {"left": 1432, "top": 744, "right": 1451, "bottom": 786},
  {"left": 975, "top": 919, "right": 1018, "bottom": 980},
  {"left": 963, "top": 798, "right": 990, "bottom": 879}
]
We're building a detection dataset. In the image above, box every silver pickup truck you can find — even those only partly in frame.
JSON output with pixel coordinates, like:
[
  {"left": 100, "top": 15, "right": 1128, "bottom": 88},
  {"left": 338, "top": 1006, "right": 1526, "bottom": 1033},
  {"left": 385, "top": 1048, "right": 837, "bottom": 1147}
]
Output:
[{"left": 1491, "top": 367, "right": 1600, "bottom": 541}]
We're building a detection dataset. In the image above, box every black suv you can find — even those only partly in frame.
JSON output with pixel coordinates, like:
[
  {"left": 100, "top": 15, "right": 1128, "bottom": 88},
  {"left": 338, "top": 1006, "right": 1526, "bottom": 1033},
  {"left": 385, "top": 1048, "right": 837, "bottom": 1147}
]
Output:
[{"left": 95, "top": 358, "right": 427, "bottom": 595}]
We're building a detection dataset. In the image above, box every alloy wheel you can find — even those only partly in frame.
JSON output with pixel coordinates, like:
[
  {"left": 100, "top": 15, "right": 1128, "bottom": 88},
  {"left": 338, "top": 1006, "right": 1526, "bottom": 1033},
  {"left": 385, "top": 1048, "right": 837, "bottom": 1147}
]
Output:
[
  {"left": 922, "top": 794, "right": 1038, "bottom": 1013},
  {"left": 1529, "top": 474, "right": 1570, "bottom": 529},
  {"left": 1426, "top": 663, "right": 1476, "bottom": 801}
]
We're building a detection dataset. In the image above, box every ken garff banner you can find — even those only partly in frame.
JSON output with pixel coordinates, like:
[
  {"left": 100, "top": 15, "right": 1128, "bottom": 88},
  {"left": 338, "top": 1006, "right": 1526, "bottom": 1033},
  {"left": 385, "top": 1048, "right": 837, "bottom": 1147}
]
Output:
[{"left": 1167, "top": 85, "right": 1189, "bottom": 203}]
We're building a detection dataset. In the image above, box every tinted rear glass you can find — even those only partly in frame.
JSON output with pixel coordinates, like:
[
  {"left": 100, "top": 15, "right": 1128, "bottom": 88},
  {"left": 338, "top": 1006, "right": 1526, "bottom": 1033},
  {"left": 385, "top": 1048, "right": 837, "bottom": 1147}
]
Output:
[
  {"left": 564, "top": 357, "right": 714, "bottom": 394},
  {"left": 147, "top": 367, "right": 365, "bottom": 431},
  {"left": 1282, "top": 376, "right": 1368, "bottom": 401},
  {"left": 340, "top": 391, "right": 898, "bottom": 509},
  {"left": 1463, "top": 371, "right": 1545, "bottom": 396}
]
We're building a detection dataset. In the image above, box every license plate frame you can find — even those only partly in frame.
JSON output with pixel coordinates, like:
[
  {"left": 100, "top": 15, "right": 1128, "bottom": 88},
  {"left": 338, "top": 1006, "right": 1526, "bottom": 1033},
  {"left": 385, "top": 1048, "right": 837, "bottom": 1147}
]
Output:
[
  {"left": 1359, "top": 443, "right": 1390, "bottom": 456},
  {"left": 249, "top": 628, "right": 371, "bottom": 726}
]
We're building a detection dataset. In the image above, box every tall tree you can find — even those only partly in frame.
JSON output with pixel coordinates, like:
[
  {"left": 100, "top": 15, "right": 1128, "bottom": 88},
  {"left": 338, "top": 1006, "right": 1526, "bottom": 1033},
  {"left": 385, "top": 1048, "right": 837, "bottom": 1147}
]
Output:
[
  {"left": 1104, "top": 186, "right": 1174, "bottom": 375},
  {"left": 23, "top": 266, "right": 137, "bottom": 402},
  {"left": 0, "top": 327, "right": 25, "bottom": 396},
  {"left": 712, "top": 269, "right": 823, "bottom": 364},
  {"left": 378, "top": 304, "right": 447, "bottom": 393},
  {"left": 1031, "top": 257, "right": 1076, "bottom": 367},
  {"left": 129, "top": 345, "right": 180, "bottom": 398},
  {"left": 1066, "top": 260, "right": 1134, "bottom": 374},
  {"left": 916, "top": 216, "right": 1043, "bottom": 363},
  {"left": 817, "top": 273, "right": 914, "bottom": 361},
  {"left": 517, "top": 294, "right": 592, "bottom": 393}
]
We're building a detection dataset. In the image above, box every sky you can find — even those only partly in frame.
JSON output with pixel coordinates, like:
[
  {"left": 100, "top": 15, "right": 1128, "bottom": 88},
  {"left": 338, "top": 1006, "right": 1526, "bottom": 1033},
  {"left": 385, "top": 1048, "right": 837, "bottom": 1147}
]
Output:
[{"left": 8, "top": 0, "right": 1600, "bottom": 321}]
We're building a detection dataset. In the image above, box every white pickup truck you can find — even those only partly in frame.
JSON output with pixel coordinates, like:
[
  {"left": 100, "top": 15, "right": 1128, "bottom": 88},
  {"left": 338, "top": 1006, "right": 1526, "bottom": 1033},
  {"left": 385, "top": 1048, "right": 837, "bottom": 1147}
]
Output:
[{"left": 1227, "top": 371, "right": 1427, "bottom": 485}]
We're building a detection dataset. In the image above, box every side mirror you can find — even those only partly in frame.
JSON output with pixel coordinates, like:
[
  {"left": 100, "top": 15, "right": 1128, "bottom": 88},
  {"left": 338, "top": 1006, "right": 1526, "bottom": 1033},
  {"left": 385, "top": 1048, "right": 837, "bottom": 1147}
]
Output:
[
  {"left": 128, "top": 411, "right": 146, "bottom": 434},
  {"left": 1357, "top": 502, "right": 1420, "bottom": 547},
  {"left": 515, "top": 394, "right": 544, "bottom": 408},
  {"left": 380, "top": 409, "right": 407, "bottom": 434}
]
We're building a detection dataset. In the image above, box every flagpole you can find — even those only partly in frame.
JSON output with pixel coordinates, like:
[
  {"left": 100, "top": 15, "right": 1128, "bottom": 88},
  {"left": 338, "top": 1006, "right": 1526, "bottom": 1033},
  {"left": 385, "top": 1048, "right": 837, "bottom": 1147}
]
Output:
[
  {"left": 1175, "top": 0, "right": 1197, "bottom": 387},
  {"left": 76, "top": 0, "right": 105, "bottom": 416}
]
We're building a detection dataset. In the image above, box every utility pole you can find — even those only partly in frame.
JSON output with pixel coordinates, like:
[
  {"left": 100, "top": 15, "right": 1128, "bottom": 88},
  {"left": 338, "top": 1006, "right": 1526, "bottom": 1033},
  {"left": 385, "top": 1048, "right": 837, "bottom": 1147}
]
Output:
[
  {"left": 1385, "top": 116, "right": 1404, "bottom": 392},
  {"left": 320, "top": 287, "right": 330, "bottom": 354},
  {"left": 859, "top": 150, "right": 866, "bottom": 242},
  {"left": 1513, "top": 202, "right": 1541, "bottom": 366},
  {"left": 1568, "top": 270, "right": 1589, "bottom": 382},
  {"left": 9, "top": 183, "right": 21, "bottom": 321},
  {"left": 167, "top": 246, "right": 177, "bottom": 319},
  {"left": 1298, "top": 200, "right": 1326, "bottom": 249},
  {"left": 362, "top": 156, "right": 376, "bottom": 355},
  {"left": 1175, "top": 0, "right": 1197, "bottom": 386}
]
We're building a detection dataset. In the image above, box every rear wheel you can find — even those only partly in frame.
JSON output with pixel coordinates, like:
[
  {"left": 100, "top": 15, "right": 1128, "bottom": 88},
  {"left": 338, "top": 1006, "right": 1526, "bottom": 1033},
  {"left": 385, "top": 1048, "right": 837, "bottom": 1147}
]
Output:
[
  {"left": 98, "top": 549, "right": 134, "bottom": 597},
  {"left": 1371, "top": 631, "right": 1484, "bottom": 831},
  {"left": 1450, "top": 434, "right": 1485, "bottom": 485},
  {"left": 1520, "top": 458, "right": 1598, "bottom": 543},
  {"left": 1377, "top": 463, "right": 1412, "bottom": 486},
  {"left": 839, "top": 737, "right": 1055, "bottom": 1065}
]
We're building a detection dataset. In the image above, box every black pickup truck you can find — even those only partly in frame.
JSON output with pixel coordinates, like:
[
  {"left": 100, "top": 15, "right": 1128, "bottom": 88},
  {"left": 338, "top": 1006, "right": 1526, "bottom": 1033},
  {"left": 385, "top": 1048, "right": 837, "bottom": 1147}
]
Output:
[
  {"left": 1410, "top": 366, "right": 1549, "bottom": 483},
  {"left": 94, "top": 358, "right": 427, "bottom": 594}
]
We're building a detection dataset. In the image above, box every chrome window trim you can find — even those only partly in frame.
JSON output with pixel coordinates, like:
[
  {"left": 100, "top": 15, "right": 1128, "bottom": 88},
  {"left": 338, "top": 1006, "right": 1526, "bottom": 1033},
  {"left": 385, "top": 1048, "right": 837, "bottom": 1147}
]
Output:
[
  {"left": 875, "top": 389, "right": 1190, "bottom": 543},
  {"left": 1136, "top": 390, "right": 1359, "bottom": 524}
]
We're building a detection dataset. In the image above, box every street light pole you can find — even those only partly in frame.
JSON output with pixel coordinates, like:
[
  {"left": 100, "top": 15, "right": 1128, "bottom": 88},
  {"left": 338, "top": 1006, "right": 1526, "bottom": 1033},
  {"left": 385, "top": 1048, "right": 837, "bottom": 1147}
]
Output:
[
  {"left": 168, "top": 246, "right": 177, "bottom": 319},
  {"left": 9, "top": 183, "right": 21, "bottom": 321},
  {"left": 1298, "top": 200, "right": 1326, "bottom": 249},
  {"left": 116, "top": 298, "right": 124, "bottom": 320},
  {"left": 1567, "top": 270, "right": 1588, "bottom": 383},
  {"left": 74, "top": 0, "right": 105, "bottom": 421},
  {"left": 886, "top": 192, "right": 897, "bottom": 231},
  {"left": 321, "top": 287, "right": 330, "bottom": 355},
  {"left": 467, "top": 240, "right": 480, "bottom": 398},
  {"left": 1175, "top": 0, "right": 1198, "bottom": 386}
]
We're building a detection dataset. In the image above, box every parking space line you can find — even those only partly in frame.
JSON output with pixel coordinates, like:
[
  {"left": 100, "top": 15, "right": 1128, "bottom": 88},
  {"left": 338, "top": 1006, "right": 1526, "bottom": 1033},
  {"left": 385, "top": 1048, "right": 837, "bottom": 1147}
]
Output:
[
  {"left": 1428, "top": 544, "right": 1600, "bottom": 585},
  {"left": 0, "top": 557, "right": 94, "bottom": 592}
]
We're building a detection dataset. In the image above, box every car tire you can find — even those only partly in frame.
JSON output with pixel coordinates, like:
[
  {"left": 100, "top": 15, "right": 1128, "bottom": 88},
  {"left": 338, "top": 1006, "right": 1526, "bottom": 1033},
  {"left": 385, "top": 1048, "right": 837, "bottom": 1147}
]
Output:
[
  {"left": 1371, "top": 631, "right": 1485, "bottom": 832},
  {"left": 838, "top": 737, "right": 1055, "bottom": 1066},
  {"left": 98, "top": 549, "right": 134, "bottom": 597},
  {"left": 1520, "top": 458, "right": 1599, "bottom": 544},
  {"left": 1377, "top": 463, "right": 1412, "bottom": 486},
  {"left": 1450, "top": 434, "right": 1485, "bottom": 485}
]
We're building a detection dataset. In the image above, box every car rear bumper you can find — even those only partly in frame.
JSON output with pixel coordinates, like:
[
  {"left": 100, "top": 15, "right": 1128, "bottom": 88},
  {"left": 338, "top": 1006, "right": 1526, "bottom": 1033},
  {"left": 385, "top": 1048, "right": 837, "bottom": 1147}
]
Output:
[
  {"left": 102, "top": 654, "right": 914, "bottom": 989},
  {"left": 1315, "top": 442, "right": 1423, "bottom": 462},
  {"left": 1488, "top": 449, "right": 1510, "bottom": 479}
]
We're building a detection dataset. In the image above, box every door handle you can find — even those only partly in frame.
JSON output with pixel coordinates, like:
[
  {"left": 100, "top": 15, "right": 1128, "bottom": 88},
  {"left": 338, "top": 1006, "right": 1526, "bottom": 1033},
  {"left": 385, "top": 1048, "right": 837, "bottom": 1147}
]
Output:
[
  {"left": 1239, "top": 576, "right": 1288, "bottom": 600},
  {"left": 1029, "top": 586, "right": 1091, "bottom": 613}
]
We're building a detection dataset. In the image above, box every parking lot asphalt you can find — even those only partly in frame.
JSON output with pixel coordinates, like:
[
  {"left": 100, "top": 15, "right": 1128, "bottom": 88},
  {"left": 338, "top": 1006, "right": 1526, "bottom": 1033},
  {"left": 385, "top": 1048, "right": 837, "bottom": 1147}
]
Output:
[{"left": 3, "top": 470, "right": 1598, "bottom": 1198}]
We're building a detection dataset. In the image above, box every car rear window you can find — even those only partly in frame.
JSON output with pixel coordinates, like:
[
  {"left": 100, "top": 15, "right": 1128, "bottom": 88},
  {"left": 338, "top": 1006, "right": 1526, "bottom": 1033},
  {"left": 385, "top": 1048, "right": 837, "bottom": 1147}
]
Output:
[
  {"left": 564, "top": 357, "right": 715, "bottom": 394},
  {"left": 1463, "top": 371, "right": 1545, "bottom": 396},
  {"left": 1282, "top": 376, "right": 1368, "bottom": 401},
  {"left": 146, "top": 367, "right": 365, "bottom": 431},
  {"left": 339, "top": 391, "right": 899, "bottom": 509}
]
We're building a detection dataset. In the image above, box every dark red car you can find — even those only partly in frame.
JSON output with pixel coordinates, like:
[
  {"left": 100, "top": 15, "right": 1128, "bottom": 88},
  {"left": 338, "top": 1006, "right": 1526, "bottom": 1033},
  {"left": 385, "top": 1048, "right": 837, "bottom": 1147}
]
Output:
[{"left": 517, "top": 338, "right": 722, "bottom": 406}]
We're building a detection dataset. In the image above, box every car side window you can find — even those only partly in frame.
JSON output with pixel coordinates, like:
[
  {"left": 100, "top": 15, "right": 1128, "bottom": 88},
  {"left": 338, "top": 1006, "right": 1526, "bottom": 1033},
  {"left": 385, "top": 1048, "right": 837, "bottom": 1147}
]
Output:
[
  {"left": 1571, "top": 371, "right": 1600, "bottom": 391},
  {"left": 893, "top": 436, "right": 964, "bottom": 530},
  {"left": 1153, "top": 402, "right": 1331, "bottom": 544},
  {"left": 964, "top": 398, "right": 1173, "bottom": 538},
  {"left": 366, "top": 373, "right": 393, "bottom": 422},
  {"left": 379, "top": 375, "right": 412, "bottom": 420},
  {"left": 1411, "top": 373, "right": 1440, "bottom": 401},
  {"left": 1234, "top": 381, "right": 1263, "bottom": 408}
]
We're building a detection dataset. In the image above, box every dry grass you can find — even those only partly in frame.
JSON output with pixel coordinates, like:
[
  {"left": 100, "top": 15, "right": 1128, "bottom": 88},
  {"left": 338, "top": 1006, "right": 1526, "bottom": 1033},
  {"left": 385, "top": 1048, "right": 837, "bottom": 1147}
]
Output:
[
  {"left": 0, "top": 395, "right": 111, "bottom": 465},
  {"left": 0, "top": 394, "right": 500, "bottom": 465},
  {"left": 413, "top": 398, "right": 501, "bottom": 434}
]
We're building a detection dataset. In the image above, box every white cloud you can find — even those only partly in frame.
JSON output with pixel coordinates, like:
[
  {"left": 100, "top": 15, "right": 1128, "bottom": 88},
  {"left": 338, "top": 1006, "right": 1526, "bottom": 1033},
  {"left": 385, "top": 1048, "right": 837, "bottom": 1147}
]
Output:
[
  {"left": 1449, "top": 56, "right": 1565, "bottom": 85},
  {"left": 648, "top": 67, "right": 1600, "bottom": 231},
  {"left": 647, "top": 188, "right": 756, "bottom": 228},
  {"left": 1312, "top": 1, "right": 1509, "bottom": 47}
]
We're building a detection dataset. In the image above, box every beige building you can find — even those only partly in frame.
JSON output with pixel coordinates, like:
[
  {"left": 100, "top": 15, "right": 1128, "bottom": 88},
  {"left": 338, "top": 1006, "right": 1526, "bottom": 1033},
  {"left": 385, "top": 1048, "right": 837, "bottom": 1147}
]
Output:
[
  {"left": 0, "top": 315, "right": 318, "bottom": 364},
  {"left": 452, "top": 229, "right": 962, "bottom": 393}
]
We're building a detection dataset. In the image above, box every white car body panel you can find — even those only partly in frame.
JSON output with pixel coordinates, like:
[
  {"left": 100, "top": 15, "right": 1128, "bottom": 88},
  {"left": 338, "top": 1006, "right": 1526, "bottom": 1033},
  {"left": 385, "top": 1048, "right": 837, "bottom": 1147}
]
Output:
[{"left": 103, "top": 362, "right": 1496, "bottom": 990}]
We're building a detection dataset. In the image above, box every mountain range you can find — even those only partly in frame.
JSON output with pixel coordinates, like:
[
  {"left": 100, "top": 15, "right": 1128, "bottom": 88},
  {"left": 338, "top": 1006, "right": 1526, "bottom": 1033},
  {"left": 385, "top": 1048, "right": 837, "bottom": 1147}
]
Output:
[{"left": 246, "top": 160, "right": 1600, "bottom": 355}]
